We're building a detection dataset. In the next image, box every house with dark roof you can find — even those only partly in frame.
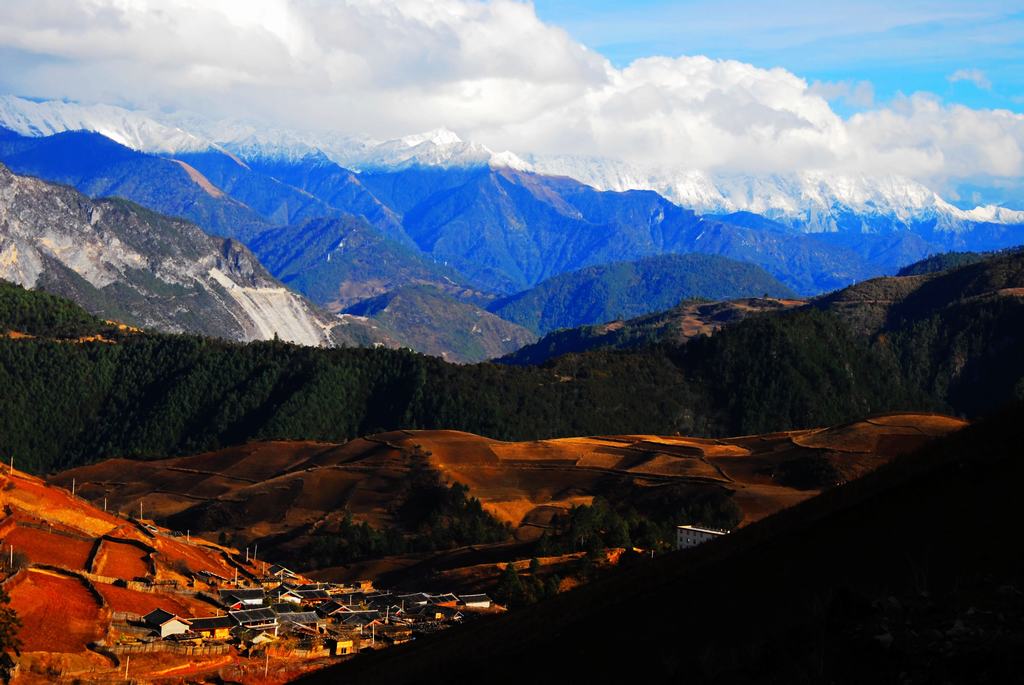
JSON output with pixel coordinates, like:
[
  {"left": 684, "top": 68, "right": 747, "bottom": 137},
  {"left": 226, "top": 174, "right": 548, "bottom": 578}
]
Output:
[
  {"left": 268, "top": 564, "right": 298, "bottom": 580},
  {"left": 219, "top": 588, "right": 265, "bottom": 609},
  {"left": 295, "top": 588, "right": 331, "bottom": 605},
  {"left": 396, "top": 592, "right": 431, "bottom": 607},
  {"left": 188, "top": 615, "right": 234, "bottom": 640},
  {"left": 459, "top": 593, "right": 493, "bottom": 609},
  {"left": 271, "top": 588, "right": 303, "bottom": 604},
  {"left": 338, "top": 612, "right": 383, "bottom": 631},
  {"left": 428, "top": 593, "right": 460, "bottom": 606},
  {"left": 316, "top": 600, "right": 351, "bottom": 617},
  {"left": 142, "top": 608, "right": 191, "bottom": 638},
  {"left": 275, "top": 611, "right": 322, "bottom": 628},
  {"left": 229, "top": 607, "right": 279, "bottom": 633}
]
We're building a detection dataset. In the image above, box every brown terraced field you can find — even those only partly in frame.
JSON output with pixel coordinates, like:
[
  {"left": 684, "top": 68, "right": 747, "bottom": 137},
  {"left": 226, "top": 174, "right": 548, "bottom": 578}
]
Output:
[
  {"left": 53, "top": 413, "right": 967, "bottom": 585},
  {"left": 0, "top": 468, "right": 289, "bottom": 682}
]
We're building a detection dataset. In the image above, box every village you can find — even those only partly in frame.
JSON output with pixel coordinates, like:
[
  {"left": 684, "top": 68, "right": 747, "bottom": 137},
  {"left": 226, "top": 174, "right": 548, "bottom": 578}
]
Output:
[
  {"left": 0, "top": 467, "right": 499, "bottom": 681},
  {"left": 134, "top": 567, "right": 495, "bottom": 659}
]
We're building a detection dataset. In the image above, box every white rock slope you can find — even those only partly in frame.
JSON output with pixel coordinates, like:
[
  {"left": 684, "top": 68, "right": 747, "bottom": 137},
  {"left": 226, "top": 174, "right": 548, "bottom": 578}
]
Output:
[{"left": 0, "top": 163, "right": 338, "bottom": 346}]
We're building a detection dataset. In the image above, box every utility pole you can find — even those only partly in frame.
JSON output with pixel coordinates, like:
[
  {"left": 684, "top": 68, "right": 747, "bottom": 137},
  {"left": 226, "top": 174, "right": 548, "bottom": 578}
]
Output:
[
  {"left": 103, "top": 497, "right": 107, "bottom": 512},
  {"left": 71, "top": 478, "right": 75, "bottom": 496},
  {"left": 186, "top": 530, "right": 190, "bottom": 543},
  {"left": 245, "top": 547, "right": 249, "bottom": 562},
  {"left": 139, "top": 499, "right": 143, "bottom": 520},
  {"left": 264, "top": 651, "right": 269, "bottom": 678},
  {"left": 124, "top": 654, "right": 130, "bottom": 679}
]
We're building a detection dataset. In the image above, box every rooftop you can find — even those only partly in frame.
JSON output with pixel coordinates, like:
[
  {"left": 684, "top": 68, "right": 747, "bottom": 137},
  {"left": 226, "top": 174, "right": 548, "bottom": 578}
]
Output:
[{"left": 676, "top": 524, "right": 729, "bottom": 536}]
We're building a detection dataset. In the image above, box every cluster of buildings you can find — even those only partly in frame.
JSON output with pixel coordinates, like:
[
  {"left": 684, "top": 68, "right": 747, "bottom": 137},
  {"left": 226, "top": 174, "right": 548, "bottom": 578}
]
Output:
[{"left": 139, "top": 564, "right": 494, "bottom": 657}]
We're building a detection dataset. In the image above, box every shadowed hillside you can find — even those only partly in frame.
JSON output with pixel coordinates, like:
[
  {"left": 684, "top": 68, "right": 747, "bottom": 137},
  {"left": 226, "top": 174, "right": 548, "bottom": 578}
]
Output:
[{"left": 295, "top": 403, "right": 1024, "bottom": 685}]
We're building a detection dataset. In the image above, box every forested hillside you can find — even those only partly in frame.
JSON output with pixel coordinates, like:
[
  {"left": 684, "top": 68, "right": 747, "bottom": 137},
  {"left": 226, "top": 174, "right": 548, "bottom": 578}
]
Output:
[
  {"left": 3, "top": 251, "right": 1024, "bottom": 474},
  {"left": 488, "top": 253, "right": 795, "bottom": 333}
]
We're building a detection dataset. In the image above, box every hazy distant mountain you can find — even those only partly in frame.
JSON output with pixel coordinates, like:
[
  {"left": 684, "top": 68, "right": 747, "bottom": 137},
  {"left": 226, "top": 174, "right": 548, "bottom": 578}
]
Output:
[
  {"left": 489, "top": 253, "right": 796, "bottom": 334},
  {"left": 0, "top": 163, "right": 381, "bottom": 346}
]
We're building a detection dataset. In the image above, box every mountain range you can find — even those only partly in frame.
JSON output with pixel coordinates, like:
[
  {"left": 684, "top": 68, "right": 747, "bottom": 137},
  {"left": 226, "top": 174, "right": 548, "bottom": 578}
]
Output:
[
  {"left": 1, "top": 93, "right": 1024, "bottom": 363},
  {"left": 4, "top": 95, "right": 1020, "bottom": 235}
]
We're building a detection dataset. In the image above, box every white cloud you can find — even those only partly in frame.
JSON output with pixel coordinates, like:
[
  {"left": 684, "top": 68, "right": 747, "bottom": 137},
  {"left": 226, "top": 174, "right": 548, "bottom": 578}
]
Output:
[
  {"left": 948, "top": 68, "right": 992, "bottom": 90},
  {"left": 0, "top": 0, "right": 1020, "bottom": 186},
  {"left": 809, "top": 79, "right": 875, "bottom": 109}
]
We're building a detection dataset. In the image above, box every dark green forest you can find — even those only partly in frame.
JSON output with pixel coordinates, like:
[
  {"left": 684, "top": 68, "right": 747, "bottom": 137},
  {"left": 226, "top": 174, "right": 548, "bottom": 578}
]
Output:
[{"left": 3, "top": 248, "right": 1024, "bottom": 474}]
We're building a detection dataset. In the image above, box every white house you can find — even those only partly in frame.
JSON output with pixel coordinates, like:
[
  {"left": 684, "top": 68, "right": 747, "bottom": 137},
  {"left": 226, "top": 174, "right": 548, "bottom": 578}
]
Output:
[
  {"left": 676, "top": 524, "right": 729, "bottom": 550},
  {"left": 143, "top": 608, "right": 191, "bottom": 638}
]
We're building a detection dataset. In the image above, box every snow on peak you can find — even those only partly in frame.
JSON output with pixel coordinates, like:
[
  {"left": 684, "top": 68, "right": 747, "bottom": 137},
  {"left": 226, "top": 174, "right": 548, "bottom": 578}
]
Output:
[
  {"left": 0, "top": 95, "right": 212, "bottom": 154},
  {"left": 400, "top": 127, "right": 462, "bottom": 147},
  {"left": 1, "top": 95, "right": 1020, "bottom": 230},
  {"left": 952, "top": 204, "right": 1024, "bottom": 224},
  {"left": 487, "top": 150, "right": 533, "bottom": 172}
]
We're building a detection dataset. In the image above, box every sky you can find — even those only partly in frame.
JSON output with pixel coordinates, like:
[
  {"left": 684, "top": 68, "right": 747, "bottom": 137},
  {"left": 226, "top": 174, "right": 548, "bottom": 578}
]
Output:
[
  {"left": 0, "top": 0, "right": 1022, "bottom": 195},
  {"left": 534, "top": 0, "right": 1024, "bottom": 114}
]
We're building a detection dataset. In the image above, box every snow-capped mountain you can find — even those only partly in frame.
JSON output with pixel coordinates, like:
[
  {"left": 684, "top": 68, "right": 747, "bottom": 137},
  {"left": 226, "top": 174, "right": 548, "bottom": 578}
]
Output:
[
  {"left": 0, "top": 94, "right": 1019, "bottom": 234},
  {"left": 528, "top": 156, "right": 1024, "bottom": 233},
  {"left": 0, "top": 95, "right": 211, "bottom": 155},
  {"left": 336, "top": 127, "right": 532, "bottom": 172}
]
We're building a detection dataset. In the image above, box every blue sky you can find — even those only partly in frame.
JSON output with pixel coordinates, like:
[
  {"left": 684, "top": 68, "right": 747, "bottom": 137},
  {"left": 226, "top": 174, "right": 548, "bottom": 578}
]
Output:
[{"left": 534, "top": 0, "right": 1024, "bottom": 114}]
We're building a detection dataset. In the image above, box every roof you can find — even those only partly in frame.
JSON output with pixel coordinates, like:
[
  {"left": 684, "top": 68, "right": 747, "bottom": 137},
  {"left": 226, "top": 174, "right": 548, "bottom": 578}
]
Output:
[
  {"left": 143, "top": 608, "right": 188, "bottom": 626},
  {"left": 459, "top": 594, "right": 492, "bottom": 603},
  {"left": 429, "top": 593, "right": 459, "bottom": 604},
  {"left": 296, "top": 589, "right": 331, "bottom": 601},
  {"left": 317, "top": 600, "right": 347, "bottom": 616},
  {"left": 229, "top": 608, "right": 278, "bottom": 625},
  {"left": 268, "top": 564, "right": 296, "bottom": 576},
  {"left": 270, "top": 603, "right": 301, "bottom": 613},
  {"left": 289, "top": 582, "right": 330, "bottom": 591},
  {"left": 276, "top": 611, "right": 321, "bottom": 626},
  {"left": 189, "top": 616, "right": 235, "bottom": 631},
  {"left": 396, "top": 592, "right": 431, "bottom": 604},
  {"left": 676, "top": 524, "right": 729, "bottom": 536}
]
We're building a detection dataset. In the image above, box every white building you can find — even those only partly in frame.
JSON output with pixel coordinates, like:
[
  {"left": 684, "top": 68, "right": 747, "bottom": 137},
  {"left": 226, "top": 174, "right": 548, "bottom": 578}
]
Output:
[
  {"left": 676, "top": 524, "right": 729, "bottom": 550},
  {"left": 143, "top": 608, "right": 192, "bottom": 638}
]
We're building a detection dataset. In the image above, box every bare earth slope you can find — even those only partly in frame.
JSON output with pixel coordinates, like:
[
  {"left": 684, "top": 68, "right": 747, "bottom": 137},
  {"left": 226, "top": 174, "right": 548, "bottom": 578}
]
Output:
[
  {"left": 0, "top": 468, "right": 331, "bottom": 682},
  {"left": 54, "top": 413, "right": 965, "bottom": 574}
]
